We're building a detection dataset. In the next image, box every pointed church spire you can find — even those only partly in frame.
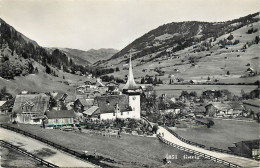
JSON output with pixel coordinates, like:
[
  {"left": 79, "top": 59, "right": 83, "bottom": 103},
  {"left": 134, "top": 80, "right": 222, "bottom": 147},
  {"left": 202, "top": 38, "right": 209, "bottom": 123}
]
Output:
[{"left": 123, "top": 53, "right": 138, "bottom": 91}]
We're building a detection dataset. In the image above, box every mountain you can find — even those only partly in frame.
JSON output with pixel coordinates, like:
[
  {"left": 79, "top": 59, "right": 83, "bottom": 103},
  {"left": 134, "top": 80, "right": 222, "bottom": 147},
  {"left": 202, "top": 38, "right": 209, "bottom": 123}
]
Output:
[
  {"left": 57, "top": 48, "right": 118, "bottom": 65},
  {"left": 101, "top": 12, "right": 259, "bottom": 65},
  {"left": 98, "top": 12, "right": 259, "bottom": 84}
]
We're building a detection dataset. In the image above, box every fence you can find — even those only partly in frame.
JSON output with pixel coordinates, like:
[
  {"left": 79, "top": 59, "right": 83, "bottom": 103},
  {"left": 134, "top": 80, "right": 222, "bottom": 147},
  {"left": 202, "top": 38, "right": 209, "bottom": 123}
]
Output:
[
  {"left": 0, "top": 140, "right": 58, "bottom": 167},
  {"left": 209, "top": 147, "right": 252, "bottom": 159},
  {"left": 165, "top": 127, "right": 206, "bottom": 148},
  {"left": 157, "top": 135, "right": 240, "bottom": 167},
  {"left": 165, "top": 127, "right": 253, "bottom": 160},
  {"left": 0, "top": 124, "right": 111, "bottom": 168}
]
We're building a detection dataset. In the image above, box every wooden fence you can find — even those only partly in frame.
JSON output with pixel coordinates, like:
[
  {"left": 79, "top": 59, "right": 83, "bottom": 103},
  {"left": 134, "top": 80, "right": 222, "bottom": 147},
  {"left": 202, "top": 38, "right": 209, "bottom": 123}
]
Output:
[
  {"left": 0, "top": 140, "right": 58, "bottom": 167},
  {"left": 165, "top": 126, "right": 252, "bottom": 159},
  {"left": 165, "top": 127, "right": 206, "bottom": 148},
  {"left": 157, "top": 135, "right": 240, "bottom": 167},
  {"left": 0, "top": 124, "right": 111, "bottom": 168}
]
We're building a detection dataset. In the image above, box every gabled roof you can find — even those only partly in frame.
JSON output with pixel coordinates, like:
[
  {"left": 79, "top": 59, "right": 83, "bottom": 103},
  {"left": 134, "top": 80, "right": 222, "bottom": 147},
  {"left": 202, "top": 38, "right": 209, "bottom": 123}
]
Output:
[
  {"left": 95, "top": 95, "right": 132, "bottom": 114},
  {"left": 78, "top": 98, "right": 94, "bottom": 107},
  {"left": 206, "top": 102, "right": 231, "bottom": 111},
  {"left": 46, "top": 110, "right": 75, "bottom": 119},
  {"left": 83, "top": 106, "right": 99, "bottom": 115},
  {"left": 12, "top": 93, "right": 50, "bottom": 114},
  {"left": 228, "top": 101, "right": 244, "bottom": 110},
  {"left": 105, "top": 82, "right": 119, "bottom": 87},
  {"left": 0, "top": 101, "right": 7, "bottom": 107}
]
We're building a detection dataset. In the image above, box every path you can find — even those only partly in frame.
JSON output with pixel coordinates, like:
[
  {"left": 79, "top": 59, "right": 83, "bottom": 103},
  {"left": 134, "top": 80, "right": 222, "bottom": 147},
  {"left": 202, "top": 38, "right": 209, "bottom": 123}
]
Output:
[
  {"left": 0, "top": 128, "right": 97, "bottom": 167},
  {"left": 157, "top": 126, "right": 259, "bottom": 167}
]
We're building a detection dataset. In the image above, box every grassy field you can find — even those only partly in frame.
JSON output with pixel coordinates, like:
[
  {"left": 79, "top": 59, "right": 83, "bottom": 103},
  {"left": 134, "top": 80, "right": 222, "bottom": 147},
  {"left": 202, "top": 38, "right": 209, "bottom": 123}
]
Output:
[
  {"left": 174, "top": 119, "right": 259, "bottom": 150},
  {"left": 3, "top": 122, "right": 226, "bottom": 168},
  {"left": 107, "top": 21, "right": 260, "bottom": 85},
  {"left": 0, "top": 146, "right": 41, "bottom": 167},
  {"left": 154, "top": 84, "right": 257, "bottom": 97}
]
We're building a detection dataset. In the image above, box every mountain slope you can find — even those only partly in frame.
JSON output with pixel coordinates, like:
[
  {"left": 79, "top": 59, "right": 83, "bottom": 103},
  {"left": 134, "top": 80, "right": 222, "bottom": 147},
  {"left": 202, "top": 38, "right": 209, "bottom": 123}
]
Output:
[
  {"left": 102, "top": 12, "right": 259, "bottom": 65},
  {"left": 58, "top": 48, "right": 118, "bottom": 65},
  {"left": 98, "top": 12, "right": 259, "bottom": 84}
]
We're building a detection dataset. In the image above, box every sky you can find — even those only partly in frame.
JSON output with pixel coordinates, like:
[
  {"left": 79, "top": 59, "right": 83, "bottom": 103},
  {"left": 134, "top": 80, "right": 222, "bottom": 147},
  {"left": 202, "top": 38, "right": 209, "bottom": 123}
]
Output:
[{"left": 0, "top": 0, "right": 259, "bottom": 51}]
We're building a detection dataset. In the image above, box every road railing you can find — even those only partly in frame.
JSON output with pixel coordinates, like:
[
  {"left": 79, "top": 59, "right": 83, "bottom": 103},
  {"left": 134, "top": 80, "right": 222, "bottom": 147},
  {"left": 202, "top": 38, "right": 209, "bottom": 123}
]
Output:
[
  {"left": 165, "top": 127, "right": 206, "bottom": 148},
  {"left": 0, "top": 140, "right": 58, "bottom": 167},
  {"left": 157, "top": 134, "right": 240, "bottom": 167},
  {"left": 0, "top": 123, "right": 111, "bottom": 168}
]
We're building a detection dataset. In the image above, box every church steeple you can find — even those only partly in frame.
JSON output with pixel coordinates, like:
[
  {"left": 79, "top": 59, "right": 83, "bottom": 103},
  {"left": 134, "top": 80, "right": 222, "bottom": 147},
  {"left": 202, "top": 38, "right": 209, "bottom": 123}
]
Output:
[{"left": 123, "top": 53, "right": 139, "bottom": 92}]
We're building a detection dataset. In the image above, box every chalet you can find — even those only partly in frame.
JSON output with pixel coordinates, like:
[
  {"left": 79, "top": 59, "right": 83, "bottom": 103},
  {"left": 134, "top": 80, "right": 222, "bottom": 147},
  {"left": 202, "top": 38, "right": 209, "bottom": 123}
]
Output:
[
  {"left": 83, "top": 106, "right": 100, "bottom": 120},
  {"left": 45, "top": 110, "right": 75, "bottom": 126},
  {"left": 12, "top": 93, "right": 50, "bottom": 124},
  {"left": 74, "top": 98, "right": 94, "bottom": 113},
  {"left": 106, "top": 81, "right": 120, "bottom": 94},
  {"left": 229, "top": 139, "right": 260, "bottom": 160},
  {"left": 0, "top": 98, "right": 14, "bottom": 113},
  {"left": 205, "top": 102, "right": 232, "bottom": 117},
  {"left": 243, "top": 99, "right": 260, "bottom": 119},
  {"left": 50, "top": 92, "right": 68, "bottom": 110}
]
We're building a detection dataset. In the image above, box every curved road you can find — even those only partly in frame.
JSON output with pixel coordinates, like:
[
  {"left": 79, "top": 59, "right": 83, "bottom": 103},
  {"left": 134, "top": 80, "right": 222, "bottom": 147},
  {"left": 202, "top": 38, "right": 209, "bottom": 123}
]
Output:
[
  {"left": 0, "top": 128, "right": 96, "bottom": 167},
  {"left": 157, "top": 126, "right": 259, "bottom": 167}
]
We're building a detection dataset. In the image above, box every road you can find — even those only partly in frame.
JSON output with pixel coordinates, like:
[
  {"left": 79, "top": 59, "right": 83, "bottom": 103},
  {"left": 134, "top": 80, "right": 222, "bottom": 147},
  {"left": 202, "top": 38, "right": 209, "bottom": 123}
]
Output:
[
  {"left": 0, "top": 128, "right": 97, "bottom": 167},
  {"left": 157, "top": 126, "right": 259, "bottom": 167}
]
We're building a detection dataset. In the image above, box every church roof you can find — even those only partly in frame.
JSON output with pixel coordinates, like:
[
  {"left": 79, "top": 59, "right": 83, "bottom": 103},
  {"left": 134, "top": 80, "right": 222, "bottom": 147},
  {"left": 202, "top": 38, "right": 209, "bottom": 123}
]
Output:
[
  {"left": 94, "top": 95, "right": 132, "bottom": 114},
  {"left": 123, "top": 54, "right": 139, "bottom": 90}
]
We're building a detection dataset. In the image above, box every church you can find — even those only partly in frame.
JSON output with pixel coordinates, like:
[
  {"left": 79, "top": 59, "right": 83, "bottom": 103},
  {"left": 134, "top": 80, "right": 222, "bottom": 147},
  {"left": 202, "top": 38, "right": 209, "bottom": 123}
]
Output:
[{"left": 85, "top": 54, "right": 141, "bottom": 120}]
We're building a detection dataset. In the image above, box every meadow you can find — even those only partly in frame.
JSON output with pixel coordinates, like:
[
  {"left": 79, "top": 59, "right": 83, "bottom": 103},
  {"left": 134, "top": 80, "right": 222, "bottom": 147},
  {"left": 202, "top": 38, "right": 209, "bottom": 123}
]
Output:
[
  {"left": 153, "top": 84, "right": 257, "bottom": 97},
  {"left": 173, "top": 119, "right": 259, "bottom": 150},
  {"left": 3, "top": 122, "right": 225, "bottom": 168}
]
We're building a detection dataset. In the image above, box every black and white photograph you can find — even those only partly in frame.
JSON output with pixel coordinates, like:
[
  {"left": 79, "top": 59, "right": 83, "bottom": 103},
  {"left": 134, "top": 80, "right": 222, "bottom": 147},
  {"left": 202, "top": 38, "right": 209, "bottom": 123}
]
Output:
[{"left": 0, "top": 0, "right": 259, "bottom": 167}]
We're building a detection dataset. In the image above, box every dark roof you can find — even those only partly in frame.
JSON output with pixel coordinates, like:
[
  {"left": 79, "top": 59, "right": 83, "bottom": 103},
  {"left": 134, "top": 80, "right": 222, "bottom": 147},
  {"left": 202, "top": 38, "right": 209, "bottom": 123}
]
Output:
[
  {"left": 228, "top": 101, "right": 244, "bottom": 110},
  {"left": 46, "top": 110, "right": 75, "bottom": 119},
  {"left": 78, "top": 98, "right": 94, "bottom": 107},
  {"left": 234, "top": 139, "right": 260, "bottom": 150},
  {"left": 105, "top": 82, "right": 119, "bottom": 87},
  {"left": 94, "top": 95, "right": 131, "bottom": 114},
  {"left": 53, "top": 93, "right": 68, "bottom": 101},
  {"left": 12, "top": 94, "right": 50, "bottom": 114}
]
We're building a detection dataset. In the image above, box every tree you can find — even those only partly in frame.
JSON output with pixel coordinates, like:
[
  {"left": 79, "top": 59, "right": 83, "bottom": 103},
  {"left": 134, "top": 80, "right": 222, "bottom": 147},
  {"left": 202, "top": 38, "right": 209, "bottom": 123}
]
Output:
[
  {"left": 141, "top": 77, "right": 145, "bottom": 84},
  {"left": 46, "top": 65, "right": 51, "bottom": 74},
  {"left": 227, "top": 71, "right": 230, "bottom": 75}
]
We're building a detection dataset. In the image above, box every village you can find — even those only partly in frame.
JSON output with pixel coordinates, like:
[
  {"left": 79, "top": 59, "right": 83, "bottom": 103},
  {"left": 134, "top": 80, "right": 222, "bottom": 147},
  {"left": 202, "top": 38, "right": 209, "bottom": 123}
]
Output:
[{"left": 0, "top": 54, "right": 260, "bottom": 167}]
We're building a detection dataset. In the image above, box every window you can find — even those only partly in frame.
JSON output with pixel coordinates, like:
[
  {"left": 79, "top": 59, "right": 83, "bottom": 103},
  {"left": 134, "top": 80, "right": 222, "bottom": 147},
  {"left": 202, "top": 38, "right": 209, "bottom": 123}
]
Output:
[
  {"left": 113, "top": 112, "right": 115, "bottom": 116},
  {"left": 121, "top": 112, "right": 123, "bottom": 115}
]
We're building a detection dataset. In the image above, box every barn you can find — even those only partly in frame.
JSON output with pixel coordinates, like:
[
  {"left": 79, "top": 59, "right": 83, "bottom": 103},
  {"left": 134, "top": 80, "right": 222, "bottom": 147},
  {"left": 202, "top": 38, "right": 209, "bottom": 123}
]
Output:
[
  {"left": 12, "top": 93, "right": 50, "bottom": 124},
  {"left": 45, "top": 110, "right": 75, "bottom": 126}
]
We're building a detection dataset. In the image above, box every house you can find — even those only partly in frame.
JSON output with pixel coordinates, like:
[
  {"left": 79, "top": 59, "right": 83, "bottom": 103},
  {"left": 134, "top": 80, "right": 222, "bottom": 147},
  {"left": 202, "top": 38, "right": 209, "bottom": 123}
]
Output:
[
  {"left": 74, "top": 98, "right": 95, "bottom": 113},
  {"left": 228, "top": 101, "right": 244, "bottom": 117},
  {"left": 45, "top": 110, "right": 75, "bottom": 126},
  {"left": 0, "top": 101, "right": 7, "bottom": 112},
  {"left": 205, "top": 102, "right": 232, "bottom": 117},
  {"left": 83, "top": 106, "right": 100, "bottom": 120},
  {"left": 0, "top": 98, "right": 14, "bottom": 113},
  {"left": 228, "top": 139, "right": 260, "bottom": 160},
  {"left": 12, "top": 93, "right": 50, "bottom": 124},
  {"left": 50, "top": 92, "right": 68, "bottom": 110},
  {"left": 105, "top": 81, "right": 120, "bottom": 94},
  {"left": 243, "top": 99, "right": 260, "bottom": 119}
]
